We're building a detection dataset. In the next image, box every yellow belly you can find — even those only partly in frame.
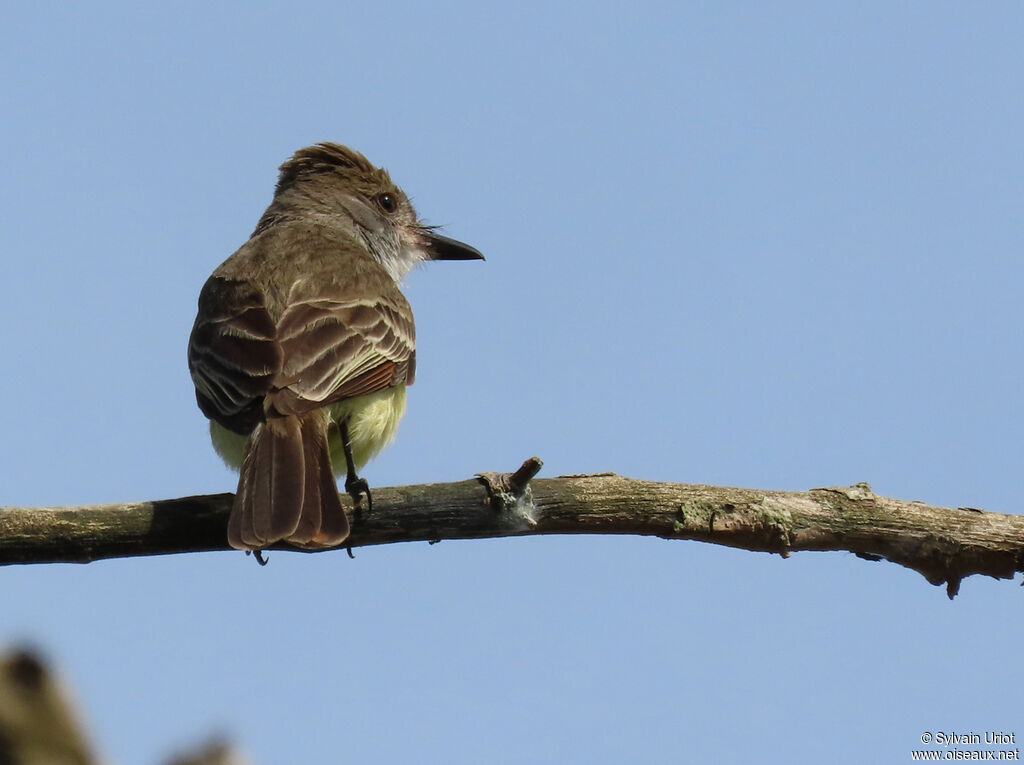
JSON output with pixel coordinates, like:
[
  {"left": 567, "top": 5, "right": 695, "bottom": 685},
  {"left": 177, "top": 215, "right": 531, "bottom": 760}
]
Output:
[{"left": 209, "top": 387, "right": 407, "bottom": 475}]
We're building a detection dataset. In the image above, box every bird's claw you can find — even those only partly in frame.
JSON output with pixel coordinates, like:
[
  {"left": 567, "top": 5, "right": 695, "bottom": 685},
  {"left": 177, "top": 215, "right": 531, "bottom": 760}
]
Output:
[{"left": 345, "top": 475, "right": 372, "bottom": 514}]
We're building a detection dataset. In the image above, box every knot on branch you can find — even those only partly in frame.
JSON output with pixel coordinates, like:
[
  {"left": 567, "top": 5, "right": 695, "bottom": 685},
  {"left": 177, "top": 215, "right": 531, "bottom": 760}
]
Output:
[
  {"left": 816, "top": 481, "right": 877, "bottom": 501},
  {"left": 477, "top": 457, "right": 543, "bottom": 530}
]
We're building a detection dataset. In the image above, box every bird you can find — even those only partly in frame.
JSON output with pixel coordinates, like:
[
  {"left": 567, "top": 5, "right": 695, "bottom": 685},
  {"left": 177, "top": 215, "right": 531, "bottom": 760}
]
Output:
[{"left": 187, "top": 142, "right": 483, "bottom": 552}]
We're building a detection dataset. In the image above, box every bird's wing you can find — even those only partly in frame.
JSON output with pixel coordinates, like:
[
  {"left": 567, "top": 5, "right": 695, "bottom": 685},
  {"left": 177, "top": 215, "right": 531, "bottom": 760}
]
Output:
[
  {"left": 268, "top": 277, "right": 416, "bottom": 416},
  {"left": 187, "top": 276, "right": 282, "bottom": 433}
]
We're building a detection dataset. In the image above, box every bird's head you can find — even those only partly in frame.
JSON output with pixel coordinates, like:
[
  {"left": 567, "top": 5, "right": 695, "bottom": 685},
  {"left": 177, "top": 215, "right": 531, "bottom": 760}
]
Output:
[{"left": 266, "top": 142, "right": 483, "bottom": 282}]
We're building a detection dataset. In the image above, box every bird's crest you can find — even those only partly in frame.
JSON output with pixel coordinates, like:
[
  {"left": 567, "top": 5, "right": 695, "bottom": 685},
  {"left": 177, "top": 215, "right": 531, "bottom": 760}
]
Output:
[{"left": 275, "top": 142, "right": 392, "bottom": 195}]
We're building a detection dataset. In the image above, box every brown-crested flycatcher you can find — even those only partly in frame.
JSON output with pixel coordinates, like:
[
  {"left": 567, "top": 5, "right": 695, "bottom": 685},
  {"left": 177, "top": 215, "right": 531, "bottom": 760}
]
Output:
[{"left": 187, "top": 142, "right": 483, "bottom": 551}]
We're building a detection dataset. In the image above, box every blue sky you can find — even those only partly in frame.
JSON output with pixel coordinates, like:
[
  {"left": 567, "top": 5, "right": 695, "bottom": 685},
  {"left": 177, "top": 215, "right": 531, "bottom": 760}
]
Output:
[{"left": 2, "top": 3, "right": 1022, "bottom": 763}]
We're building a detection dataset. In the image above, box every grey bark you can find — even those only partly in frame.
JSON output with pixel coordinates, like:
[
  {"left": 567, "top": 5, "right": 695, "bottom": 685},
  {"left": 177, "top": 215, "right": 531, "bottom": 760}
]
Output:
[{"left": 2, "top": 462, "right": 1022, "bottom": 598}]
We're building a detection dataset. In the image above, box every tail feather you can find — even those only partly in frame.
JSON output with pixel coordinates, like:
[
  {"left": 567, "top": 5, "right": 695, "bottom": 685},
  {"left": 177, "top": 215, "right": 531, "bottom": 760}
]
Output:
[
  {"left": 254, "top": 416, "right": 305, "bottom": 542},
  {"left": 301, "top": 424, "right": 349, "bottom": 548},
  {"left": 227, "top": 411, "right": 350, "bottom": 551},
  {"left": 287, "top": 450, "right": 322, "bottom": 545}
]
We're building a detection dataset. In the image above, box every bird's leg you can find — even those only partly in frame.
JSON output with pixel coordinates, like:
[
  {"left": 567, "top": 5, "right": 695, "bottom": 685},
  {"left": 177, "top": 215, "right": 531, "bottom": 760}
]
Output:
[{"left": 340, "top": 420, "right": 372, "bottom": 515}]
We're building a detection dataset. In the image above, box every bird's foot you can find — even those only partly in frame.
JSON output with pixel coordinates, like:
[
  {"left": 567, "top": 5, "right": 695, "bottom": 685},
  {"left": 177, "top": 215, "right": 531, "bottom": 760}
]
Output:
[
  {"left": 345, "top": 474, "right": 372, "bottom": 517},
  {"left": 249, "top": 549, "right": 269, "bottom": 566}
]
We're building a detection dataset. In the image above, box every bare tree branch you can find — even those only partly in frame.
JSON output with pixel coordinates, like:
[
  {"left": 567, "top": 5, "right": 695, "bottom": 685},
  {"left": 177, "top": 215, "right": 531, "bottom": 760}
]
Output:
[{"left": 2, "top": 460, "right": 1022, "bottom": 598}]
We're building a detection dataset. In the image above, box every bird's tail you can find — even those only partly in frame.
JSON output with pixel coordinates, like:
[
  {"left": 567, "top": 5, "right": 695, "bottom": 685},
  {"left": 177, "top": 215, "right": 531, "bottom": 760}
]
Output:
[{"left": 227, "top": 409, "right": 349, "bottom": 550}]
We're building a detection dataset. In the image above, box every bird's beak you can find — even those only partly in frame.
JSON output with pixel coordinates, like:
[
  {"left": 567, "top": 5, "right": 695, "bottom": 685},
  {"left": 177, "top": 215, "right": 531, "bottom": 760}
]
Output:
[{"left": 421, "top": 230, "right": 485, "bottom": 261}]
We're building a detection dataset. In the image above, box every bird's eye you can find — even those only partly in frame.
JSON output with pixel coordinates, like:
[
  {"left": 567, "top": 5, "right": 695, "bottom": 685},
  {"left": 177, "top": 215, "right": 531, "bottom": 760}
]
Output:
[{"left": 377, "top": 193, "right": 398, "bottom": 214}]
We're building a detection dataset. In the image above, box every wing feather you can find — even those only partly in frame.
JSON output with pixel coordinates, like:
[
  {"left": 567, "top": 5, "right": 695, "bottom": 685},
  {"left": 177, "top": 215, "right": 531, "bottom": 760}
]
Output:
[
  {"left": 270, "top": 282, "right": 415, "bottom": 416},
  {"left": 188, "top": 277, "right": 281, "bottom": 433},
  {"left": 189, "top": 266, "right": 416, "bottom": 428}
]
